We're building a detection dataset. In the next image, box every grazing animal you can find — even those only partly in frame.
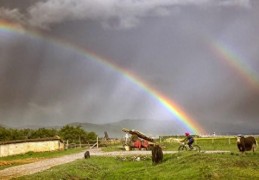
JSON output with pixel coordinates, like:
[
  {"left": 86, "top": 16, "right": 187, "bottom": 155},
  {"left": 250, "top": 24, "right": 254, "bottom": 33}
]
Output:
[
  {"left": 84, "top": 151, "right": 90, "bottom": 159},
  {"left": 152, "top": 145, "right": 163, "bottom": 164},
  {"left": 236, "top": 135, "right": 257, "bottom": 153}
]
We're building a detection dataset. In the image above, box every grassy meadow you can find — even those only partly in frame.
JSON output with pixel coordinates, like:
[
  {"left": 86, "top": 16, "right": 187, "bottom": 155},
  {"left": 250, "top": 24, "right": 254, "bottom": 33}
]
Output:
[
  {"left": 17, "top": 152, "right": 259, "bottom": 180},
  {"left": 10, "top": 136, "right": 259, "bottom": 179}
]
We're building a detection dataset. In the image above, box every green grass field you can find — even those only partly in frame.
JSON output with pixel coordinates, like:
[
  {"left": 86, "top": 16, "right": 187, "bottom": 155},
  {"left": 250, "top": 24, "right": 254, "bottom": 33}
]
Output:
[
  {"left": 17, "top": 152, "right": 259, "bottom": 180},
  {"left": 9, "top": 136, "right": 259, "bottom": 179}
]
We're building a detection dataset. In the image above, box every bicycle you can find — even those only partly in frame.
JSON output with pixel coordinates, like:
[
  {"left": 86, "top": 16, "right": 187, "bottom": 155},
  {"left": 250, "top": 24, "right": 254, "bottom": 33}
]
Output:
[{"left": 178, "top": 142, "right": 201, "bottom": 152}]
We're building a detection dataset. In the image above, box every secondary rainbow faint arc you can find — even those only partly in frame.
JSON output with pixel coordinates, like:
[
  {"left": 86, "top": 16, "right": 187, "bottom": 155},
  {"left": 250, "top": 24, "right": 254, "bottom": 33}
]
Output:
[
  {"left": 0, "top": 20, "right": 206, "bottom": 134},
  {"left": 211, "top": 40, "right": 259, "bottom": 91}
]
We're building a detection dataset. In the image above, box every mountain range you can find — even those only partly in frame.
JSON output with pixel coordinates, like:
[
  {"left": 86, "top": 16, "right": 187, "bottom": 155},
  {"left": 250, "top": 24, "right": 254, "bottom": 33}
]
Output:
[{"left": 68, "top": 119, "right": 181, "bottom": 138}]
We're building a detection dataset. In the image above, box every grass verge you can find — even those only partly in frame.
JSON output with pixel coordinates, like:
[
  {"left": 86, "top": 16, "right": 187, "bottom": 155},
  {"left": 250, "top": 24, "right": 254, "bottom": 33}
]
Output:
[{"left": 17, "top": 152, "right": 259, "bottom": 180}]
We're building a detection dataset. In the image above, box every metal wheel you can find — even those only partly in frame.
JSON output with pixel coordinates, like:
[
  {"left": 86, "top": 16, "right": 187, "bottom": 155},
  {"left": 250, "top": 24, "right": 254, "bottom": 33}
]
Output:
[
  {"left": 178, "top": 145, "right": 187, "bottom": 152},
  {"left": 192, "top": 145, "right": 201, "bottom": 152}
]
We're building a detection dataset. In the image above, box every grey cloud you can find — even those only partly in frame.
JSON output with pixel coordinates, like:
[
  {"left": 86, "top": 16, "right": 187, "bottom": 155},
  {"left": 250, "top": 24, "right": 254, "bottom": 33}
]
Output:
[
  {"left": 219, "top": 0, "right": 251, "bottom": 7},
  {"left": 0, "top": 7, "right": 25, "bottom": 24},
  {"left": 27, "top": 0, "right": 250, "bottom": 29},
  {"left": 1, "top": 0, "right": 251, "bottom": 29}
]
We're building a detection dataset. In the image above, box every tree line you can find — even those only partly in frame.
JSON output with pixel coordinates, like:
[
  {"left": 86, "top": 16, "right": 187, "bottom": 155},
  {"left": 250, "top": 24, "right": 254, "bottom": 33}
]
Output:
[{"left": 0, "top": 125, "right": 97, "bottom": 144}]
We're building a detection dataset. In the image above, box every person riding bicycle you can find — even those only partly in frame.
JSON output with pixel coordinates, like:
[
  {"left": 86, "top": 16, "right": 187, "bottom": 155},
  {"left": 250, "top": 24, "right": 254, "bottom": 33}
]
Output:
[{"left": 181, "top": 132, "right": 194, "bottom": 149}]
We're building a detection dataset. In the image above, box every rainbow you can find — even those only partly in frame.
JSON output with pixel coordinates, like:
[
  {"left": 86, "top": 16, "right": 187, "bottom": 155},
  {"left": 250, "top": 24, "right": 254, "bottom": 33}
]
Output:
[
  {"left": 0, "top": 20, "right": 206, "bottom": 134},
  {"left": 211, "top": 40, "right": 259, "bottom": 91}
]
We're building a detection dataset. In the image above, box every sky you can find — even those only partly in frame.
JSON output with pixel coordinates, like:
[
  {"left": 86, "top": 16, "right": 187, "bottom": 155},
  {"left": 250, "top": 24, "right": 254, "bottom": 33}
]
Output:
[{"left": 0, "top": 0, "right": 259, "bottom": 135}]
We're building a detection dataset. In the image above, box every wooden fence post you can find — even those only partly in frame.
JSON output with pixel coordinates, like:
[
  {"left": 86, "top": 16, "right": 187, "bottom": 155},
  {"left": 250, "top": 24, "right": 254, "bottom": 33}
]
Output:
[
  {"left": 79, "top": 136, "right": 81, "bottom": 148},
  {"left": 66, "top": 140, "right": 69, "bottom": 149}
]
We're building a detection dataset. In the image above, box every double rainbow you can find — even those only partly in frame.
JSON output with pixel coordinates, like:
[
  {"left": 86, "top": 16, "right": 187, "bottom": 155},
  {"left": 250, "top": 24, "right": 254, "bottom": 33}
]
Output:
[{"left": 0, "top": 20, "right": 206, "bottom": 134}]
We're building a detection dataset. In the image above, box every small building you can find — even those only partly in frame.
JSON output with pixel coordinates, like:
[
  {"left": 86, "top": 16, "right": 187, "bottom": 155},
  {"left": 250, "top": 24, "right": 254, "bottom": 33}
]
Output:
[{"left": 0, "top": 137, "right": 64, "bottom": 157}]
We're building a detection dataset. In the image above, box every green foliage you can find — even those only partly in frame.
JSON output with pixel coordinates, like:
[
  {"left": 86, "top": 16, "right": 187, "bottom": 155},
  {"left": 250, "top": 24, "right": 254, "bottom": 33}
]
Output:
[
  {"left": 18, "top": 129, "right": 34, "bottom": 139},
  {"left": 86, "top": 131, "right": 98, "bottom": 141},
  {"left": 0, "top": 127, "right": 11, "bottom": 141},
  {"left": 30, "top": 128, "right": 58, "bottom": 139},
  {"left": 58, "top": 125, "right": 85, "bottom": 143},
  {"left": 0, "top": 125, "right": 97, "bottom": 144},
  {"left": 58, "top": 125, "right": 97, "bottom": 144},
  {"left": 0, "top": 127, "right": 58, "bottom": 141}
]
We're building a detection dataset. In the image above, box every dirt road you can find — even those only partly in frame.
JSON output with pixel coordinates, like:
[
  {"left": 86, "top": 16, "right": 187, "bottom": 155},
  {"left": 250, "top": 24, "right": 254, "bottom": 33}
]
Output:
[{"left": 0, "top": 149, "right": 230, "bottom": 179}]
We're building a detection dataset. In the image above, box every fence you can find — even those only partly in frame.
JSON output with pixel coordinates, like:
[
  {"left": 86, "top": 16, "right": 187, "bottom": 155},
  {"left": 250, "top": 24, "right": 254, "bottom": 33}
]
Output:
[
  {"left": 64, "top": 137, "right": 122, "bottom": 149},
  {"left": 64, "top": 137, "right": 99, "bottom": 149}
]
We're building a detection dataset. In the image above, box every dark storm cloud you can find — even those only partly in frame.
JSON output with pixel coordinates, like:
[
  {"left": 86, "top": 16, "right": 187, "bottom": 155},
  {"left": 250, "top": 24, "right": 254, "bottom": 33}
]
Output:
[
  {"left": 0, "top": 33, "right": 165, "bottom": 126},
  {"left": 232, "top": 91, "right": 259, "bottom": 120},
  {"left": 1, "top": 0, "right": 259, "bottom": 135}
]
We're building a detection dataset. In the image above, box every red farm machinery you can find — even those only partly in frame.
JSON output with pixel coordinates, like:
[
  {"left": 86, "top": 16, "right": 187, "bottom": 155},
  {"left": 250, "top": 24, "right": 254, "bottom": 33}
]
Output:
[{"left": 122, "top": 128, "right": 155, "bottom": 151}]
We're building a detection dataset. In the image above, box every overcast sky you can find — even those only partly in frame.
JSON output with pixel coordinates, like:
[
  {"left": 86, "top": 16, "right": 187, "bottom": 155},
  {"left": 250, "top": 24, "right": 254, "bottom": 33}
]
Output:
[{"left": 0, "top": 0, "right": 259, "bottom": 134}]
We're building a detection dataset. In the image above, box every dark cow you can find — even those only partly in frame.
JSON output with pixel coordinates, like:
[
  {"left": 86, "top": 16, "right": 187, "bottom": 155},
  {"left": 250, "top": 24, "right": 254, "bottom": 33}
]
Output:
[
  {"left": 84, "top": 151, "right": 90, "bottom": 159},
  {"left": 237, "top": 135, "right": 257, "bottom": 153},
  {"left": 152, "top": 144, "right": 163, "bottom": 165}
]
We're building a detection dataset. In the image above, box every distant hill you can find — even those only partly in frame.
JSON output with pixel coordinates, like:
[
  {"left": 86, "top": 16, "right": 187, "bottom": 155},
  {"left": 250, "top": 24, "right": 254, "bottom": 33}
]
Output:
[
  {"left": 69, "top": 119, "right": 259, "bottom": 138},
  {"left": 68, "top": 119, "right": 185, "bottom": 138},
  {"left": 0, "top": 124, "right": 7, "bottom": 128},
  {"left": 205, "top": 121, "right": 259, "bottom": 136}
]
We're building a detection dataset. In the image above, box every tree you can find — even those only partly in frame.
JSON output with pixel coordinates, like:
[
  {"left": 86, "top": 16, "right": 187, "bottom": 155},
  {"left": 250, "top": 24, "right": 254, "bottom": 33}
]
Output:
[
  {"left": 86, "top": 132, "right": 98, "bottom": 141},
  {"left": 10, "top": 129, "right": 24, "bottom": 140},
  {"left": 0, "top": 125, "right": 98, "bottom": 144},
  {"left": 30, "top": 128, "right": 58, "bottom": 139},
  {"left": 58, "top": 125, "right": 87, "bottom": 144},
  {"left": 0, "top": 127, "right": 10, "bottom": 141},
  {"left": 19, "top": 128, "right": 34, "bottom": 139}
]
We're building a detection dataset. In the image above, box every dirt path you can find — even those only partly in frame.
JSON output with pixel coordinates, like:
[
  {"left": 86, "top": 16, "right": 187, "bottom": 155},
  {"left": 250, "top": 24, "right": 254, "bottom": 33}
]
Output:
[{"left": 0, "top": 149, "right": 230, "bottom": 179}]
